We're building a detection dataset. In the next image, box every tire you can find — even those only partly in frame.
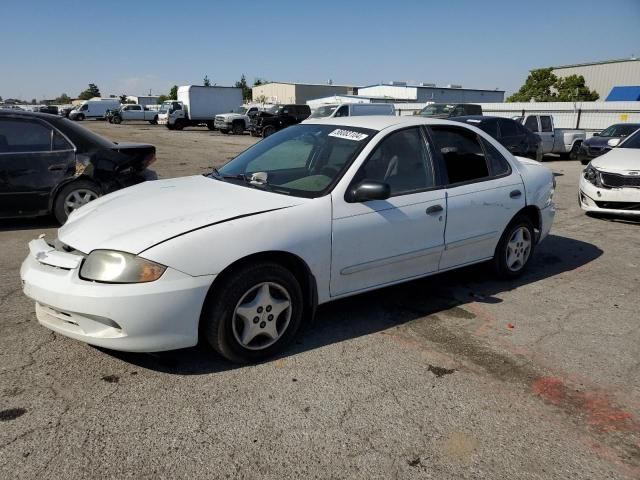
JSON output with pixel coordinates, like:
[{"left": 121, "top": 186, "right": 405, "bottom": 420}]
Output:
[
  {"left": 112, "top": 115, "right": 122, "bottom": 125},
  {"left": 262, "top": 126, "right": 276, "bottom": 138},
  {"left": 569, "top": 141, "right": 581, "bottom": 160},
  {"left": 150, "top": 116, "right": 158, "bottom": 125},
  {"left": 76, "top": 114, "right": 85, "bottom": 121},
  {"left": 250, "top": 130, "right": 259, "bottom": 137},
  {"left": 220, "top": 129, "right": 229, "bottom": 134},
  {"left": 580, "top": 159, "right": 589, "bottom": 166},
  {"left": 206, "top": 122, "right": 216, "bottom": 131},
  {"left": 232, "top": 122, "right": 244, "bottom": 135},
  {"left": 492, "top": 214, "right": 535, "bottom": 279},
  {"left": 202, "top": 262, "right": 304, "bottom": 363},
  {"left": 174, "top": 119, "right": 185, "bottom": 131},
  {"left": 166, "top": 123, "right": 175, "bottom": 130},
  {"left": 53, "top": 180, "right": 101, "bottom": 224}
]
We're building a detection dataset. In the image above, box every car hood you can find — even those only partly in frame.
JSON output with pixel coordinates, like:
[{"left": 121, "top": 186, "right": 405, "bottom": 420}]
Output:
[
  {"left": 58, "top": 175, "right": 305, "bottom": 254},
  {"left": 590, "top": 148, "right": 640, "bottom": 173},
  {"left": 216, "top": 113, "right": 245, "bottom": 120},
  {"left": 583, "top": 136, "right": 612, "bottom": 148}
]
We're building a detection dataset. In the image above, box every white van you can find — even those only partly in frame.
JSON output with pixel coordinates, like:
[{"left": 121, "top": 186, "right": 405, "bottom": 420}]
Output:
[
  {"left": 69, "top": 99, "right": 121, "bottom": 121},
  {"left": 308, "top": 103, "right": 395, "bottom": 119}
]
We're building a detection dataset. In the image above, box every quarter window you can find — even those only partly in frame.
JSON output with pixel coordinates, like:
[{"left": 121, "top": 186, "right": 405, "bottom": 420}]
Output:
[
  {"left": 52, "top": 130, "right": 73, "bottom": 151},
  {"left": 524, "top": 116, "right": 538, "bottom": 132},
  {"left": 481, "top": 138, "right": 511, "bottom": 176},
  {"left": 353, "top": 127, "right": 434, "bottom": 196},
  {"left": 430, "top": 127, "right": 489, "bottom": 184}
]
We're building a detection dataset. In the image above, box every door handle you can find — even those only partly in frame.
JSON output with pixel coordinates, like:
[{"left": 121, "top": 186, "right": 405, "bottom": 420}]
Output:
[
  {"left": 426, "top": 204, "right": 443, "bottom": 214},
  {"left": 510, "top": 190, "right": 522, "bottom": 199},
  {"left": 48, "top": 164, "right": 66, "bottom": 171}
]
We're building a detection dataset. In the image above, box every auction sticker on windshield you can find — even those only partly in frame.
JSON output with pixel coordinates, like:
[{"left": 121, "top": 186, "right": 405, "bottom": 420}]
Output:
[{"left": 328, "top": 129, "right": 369, "bottom": 141}]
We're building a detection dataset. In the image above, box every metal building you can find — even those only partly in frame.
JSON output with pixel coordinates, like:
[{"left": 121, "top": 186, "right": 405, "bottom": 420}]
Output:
[
  {"left": 357, "top": 82, "right": 505, "bottom": 103},
  {"left": 550, "top": 57, "right": 640, "bottom": 100},
  {"left": 126, "top": 95, "right": 160, "bottom": 107},
  {"left": 251, "top": 82, "right": 358, "bottom": 104}
]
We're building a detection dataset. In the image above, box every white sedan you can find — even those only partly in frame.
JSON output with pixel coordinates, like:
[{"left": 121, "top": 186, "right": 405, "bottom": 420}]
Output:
[
  {"left": 21, "top": 116, "right": 556, "bottom": 363},
  {"left": 579, "top": 129, "right": 640, "bottom": 216}
]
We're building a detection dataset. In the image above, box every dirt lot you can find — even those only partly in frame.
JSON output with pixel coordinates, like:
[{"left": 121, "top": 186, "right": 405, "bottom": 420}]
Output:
[{"left": 1, "top": 120, "right": 639, "bottom": 479}]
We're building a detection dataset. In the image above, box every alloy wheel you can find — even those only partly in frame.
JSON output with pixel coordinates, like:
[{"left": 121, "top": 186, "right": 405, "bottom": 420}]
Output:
[
  {"left": 64, "top": 189, "right": 98, "bottom": 216},
  {"left": 505, "top": 226, "right": 532, "bottom": 272}
]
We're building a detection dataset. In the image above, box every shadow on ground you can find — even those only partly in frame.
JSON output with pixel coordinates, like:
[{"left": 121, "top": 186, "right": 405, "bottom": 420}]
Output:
[{"left": 101, "top": 233, "right": 602, "bottom": 375}]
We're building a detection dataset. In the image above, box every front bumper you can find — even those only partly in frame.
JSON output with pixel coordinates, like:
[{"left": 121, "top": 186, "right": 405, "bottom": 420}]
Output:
[
  {"left": 214, "top": 119, "right": 230, "bottom": 130},
  {"left": 579, "top": 176, "right": 640, "bottom": 216},
  {"left": 539, "top": 203, "right": 555, "bottom": 242},
  {"left": 20, "top": 239, "right": 215, "bottom": 352}
]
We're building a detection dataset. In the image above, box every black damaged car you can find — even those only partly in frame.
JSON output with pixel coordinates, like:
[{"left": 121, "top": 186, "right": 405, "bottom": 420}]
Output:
[{"left": 0, "top": 111, "right": 156, "bottom": 224}]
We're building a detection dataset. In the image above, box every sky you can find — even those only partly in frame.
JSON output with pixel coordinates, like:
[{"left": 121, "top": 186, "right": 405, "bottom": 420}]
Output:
[{"left": 1, "top": 0, "right": 639, "bottom": 101}]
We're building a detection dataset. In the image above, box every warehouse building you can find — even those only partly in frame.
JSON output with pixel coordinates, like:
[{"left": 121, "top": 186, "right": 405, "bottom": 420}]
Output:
[
  {"left": 126, "top": 95, "right": 160, "bottom": 107},
  {"left": 252, "top": 82, "right": 358, "bottom": 104},
  {"left": 550, "top": 57, "right": 640, "bottom": 100},
  {"left": 357, "top": 82, "right": 505, "bottom": 103}
]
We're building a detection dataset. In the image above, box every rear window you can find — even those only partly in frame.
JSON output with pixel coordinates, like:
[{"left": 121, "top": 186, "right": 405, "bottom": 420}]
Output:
[
  {"left": 500, "top": 119, "right": 519, "bottom": 137},
  {"left": 540, "top": 116, "right": 553, "bottom": 132}
]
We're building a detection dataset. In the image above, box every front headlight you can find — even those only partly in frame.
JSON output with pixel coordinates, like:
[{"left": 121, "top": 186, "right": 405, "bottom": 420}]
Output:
[
  {"left": 583, "top": 164, "right": 601, "bottom": 187},
  {"left": 80, "top": 250, "right": 166, "bottom": 283}
]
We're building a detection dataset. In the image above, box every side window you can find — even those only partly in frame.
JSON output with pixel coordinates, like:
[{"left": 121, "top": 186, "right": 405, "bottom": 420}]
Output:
[
  {"left": 430, "top": 127, "right": 489, "bottom": 184},
  {"left": 335, "top": 105, "right": 349, "bottom": 117},
  {"left": 52, "top": 130, "right": 73, "bottom": 151},
  {"left": 353, "top": 127, "right": 434, "bottom": 196},
  {"left": 499, "top": 119, "right": 519, "bottom": 137},
  {"left": 481, "top": 138, "right": 511, "bottom": 177},
  {"left": 0, "top": 119, "right": 52, "bottom": 153},
  {"left": 80, "top": 104, "right": 88, "bottom": 111},
  {"left": 477, "top": 120, "right": 498, "bottom": 138},
  {"left": 540, "top": 116, "right": 553, "bottom": 132},
  {"left": 524, "top": 116, "right": 539, "bottom": 132},
  {"left": 172, "top": 102, "right": 182, "bottom": 110},
  {"left": 131, "top": 105, "right": 141, "bottom": 111}
]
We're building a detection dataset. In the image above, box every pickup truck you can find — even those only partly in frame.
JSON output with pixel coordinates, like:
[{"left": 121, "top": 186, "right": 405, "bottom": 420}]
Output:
[
  {"left": 108, "top": 104, "right": 158, "bottom": 125},
  {"left": 214, "top": 105, "right": 261, "bottom": 134},
  {"left": 518, "top": 114, "right": 585, "bottom": 159}
]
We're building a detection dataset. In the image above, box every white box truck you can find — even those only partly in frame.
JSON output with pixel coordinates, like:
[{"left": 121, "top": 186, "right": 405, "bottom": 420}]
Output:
[{"left": 157, "top": 85, "right": 243, "bottom": 130}]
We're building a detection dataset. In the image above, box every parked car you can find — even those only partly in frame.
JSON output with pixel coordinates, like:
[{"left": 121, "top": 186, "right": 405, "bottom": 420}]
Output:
[
  {"left": 69, "top": 99, "right": 121, "bottom": 121},
  {"left": 107, "top": 104, "right": 159, "bottom": 125},
  {"left": 577, "top": 123, "right": 640, "bottom": 165},
  {"left": 517, "top": 114, "right": 585, "bottom": 159},
  {"left": 307, "top": 103, "right": 396, "bottom": 119},
  {"left": 451, "top": 115, "right": 542, "bottom": 161},
  {"left": 0, "top": 111, "right": 156, "bottom": 223},
  {"left": 579, "top": 128, "right": 640, "bottom": 216},
  {"left": 214, "top": 105, "right": 261, "bottom": 134},
  {"left": 20, "top": 116, "right": 555, "bottom": 363},
  {"left": 249, "top": 104, "right": 311, "bottom": 137},
  {"left": 59, "top": 106, "right": 75, "bottom": 118},
  {"left": 38, "top": 105, "right": 59, "bottom": 115},
  {"left": 418, "top": 103, "right": 482, "bottom": 118}
]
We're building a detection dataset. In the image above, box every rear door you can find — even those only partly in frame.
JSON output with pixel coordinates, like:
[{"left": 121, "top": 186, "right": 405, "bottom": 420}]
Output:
[
  {"left": 539, "top": 115, "right": 555, "bottom": 151},
  {"left": 427, "top": 125, "right": 525, "bottom": 270},
  {"left": 0, "top": 117, "right": 75, "bottom": 217}
]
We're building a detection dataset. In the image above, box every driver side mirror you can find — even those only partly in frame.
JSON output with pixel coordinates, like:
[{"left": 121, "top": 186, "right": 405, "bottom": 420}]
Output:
[
  {"left": 592, "top": 132, "right": 599, "bottom": 136},
  {"left": 607, "top": 138, "right": 621, "bottom": 148},
  {"left": 346, "top": 180, "right": 391, "bottom": 203}
]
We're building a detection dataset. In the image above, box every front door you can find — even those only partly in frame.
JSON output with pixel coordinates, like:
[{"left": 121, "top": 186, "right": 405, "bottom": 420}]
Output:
[
  {"left": 331, "top": 126, "right": 446, "bottom": 296},
  {"left": 426, "top": 125, "right": 525, "bottom": 270},
  {"left": 0, "top": 117, "right": 75, "bottom": 217}
]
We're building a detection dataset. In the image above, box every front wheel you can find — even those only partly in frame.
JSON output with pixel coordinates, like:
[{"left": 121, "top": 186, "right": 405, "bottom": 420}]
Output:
[
  {"left": 232, "top": 122, "right": 244, "bottom": 135},
  {"left": 202, "top": 262, "right": 304, "bottom": 363},
  {"left": 207, "top": 121, "right": 216, "bottom": 131},
  {"left": 174, "top": 119, "right": 185, "bottom": 130},
  {"left": 112, "top": 115, "right": 122, "bottom": 125},
  {"left": 150, "top": 116, "right": 158, "bottom": 125},
  {"left": 262, "top": 126, "right": 276, "bottom": 137},
  {"left": 53, "top": 180, "right": 101, "bottom": 224},
  {"left": 493, "top": 215, "right": 535, "bottom": 279},
  {"left": 75, "top": 114, "right": 85, "bottom": 121}
]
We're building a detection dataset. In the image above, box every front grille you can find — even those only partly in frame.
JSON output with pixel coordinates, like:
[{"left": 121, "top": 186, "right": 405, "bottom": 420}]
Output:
[
  {"left": 594, "top": 200, "right": 640, "bottom": 210},
  {"left": 215, "top": 116, "right": 224, "bottom": 122},
  {"left": 601, "top": 172, "right": 640, "bottom": 188}
]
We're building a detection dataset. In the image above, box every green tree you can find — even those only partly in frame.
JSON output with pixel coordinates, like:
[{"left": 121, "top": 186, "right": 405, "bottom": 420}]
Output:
[
  {"left": 555, "top": 75, "right": 599, "bottom": 101},
  {"left": 78, "top": 83, "right": 101, "bottom": 100},
  {"left": 508, "top": 68, "right": 558, "bottom": 102},
  {"left": 31, "top": 98, "right": 37, "bottom": 105},
  {"left": 235, "top": 74, "right": 252, "bottom": 101},
  {"left": 55, "top": 93, "right": 72, "bottom": 104},
  {"left": 203, "top": 75, "right": 211, "bottom": 86},
  {"left": 169, "top": 85, "right": 178, "bottom": 100},
  {"left": 253, "top": 78, "right": 266, "bottom": 87},
  {"left": 157, "top": 94, "right": 169, "bottom": 104}
]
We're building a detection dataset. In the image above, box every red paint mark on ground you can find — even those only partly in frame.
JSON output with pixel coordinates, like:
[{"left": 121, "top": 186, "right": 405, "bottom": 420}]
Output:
[{"left": 532, "top": 376, "right": 640, "bottom": 434}]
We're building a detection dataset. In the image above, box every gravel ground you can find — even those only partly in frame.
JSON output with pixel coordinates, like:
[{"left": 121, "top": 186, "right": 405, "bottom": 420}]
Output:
[{"left": 1, "top": 120, "right": 638, "bottom": 479}]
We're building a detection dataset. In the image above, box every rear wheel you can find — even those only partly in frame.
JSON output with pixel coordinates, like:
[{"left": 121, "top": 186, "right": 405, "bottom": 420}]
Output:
[
  {"left": 202, "top": 262, "right": 304, "bottom": 363},
  {"left": 207, "top": 121, "right": 216, "bottom": 131},
  {"left": 53, "top": 180, "right": 101, "bottom": 224},
  {"left": 493, "top": 215, "right": 535, "bottom": 279},
  {"left": 262, "top": 126, "right": 276, "bottom": 138}
]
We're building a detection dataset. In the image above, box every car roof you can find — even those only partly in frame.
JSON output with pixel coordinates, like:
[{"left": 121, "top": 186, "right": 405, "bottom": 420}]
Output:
[
  {"left": 0, "top": 110, "right": 61, "bottom": 120},
  {"left": 450, "top": 115, "right": 503, "bottom": 122},
  {"left": 304, "top": 115, "right": 464, "bottom": 132}
]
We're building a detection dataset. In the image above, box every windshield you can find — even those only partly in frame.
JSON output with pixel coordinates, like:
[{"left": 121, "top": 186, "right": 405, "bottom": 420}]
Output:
[
  {"left": 58, "top": 118, "right": 115, "bottom": 148},
  {"left": 620, "top": 129, "right": 640, "bottom": 149},
  {"left": 600, "top": 124, "right": 640, "bottom": 138},
  {"left": 159, "top": 101, "right": 180, "bottom": 114},
  {"left": 309, "top": 105, "right": 338, "bottom": 119},
  {"left": 217, "top": 124, "right": 376, "bottom": 198},
  {"left": 265, "top": 105, "right": 281, "bottom": 114},
  {"left": 232, "top": 106, "right": 248, "bottom": 114},
  {"left": 419, "top": 104, "right": 454, "bottom": 117}
]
